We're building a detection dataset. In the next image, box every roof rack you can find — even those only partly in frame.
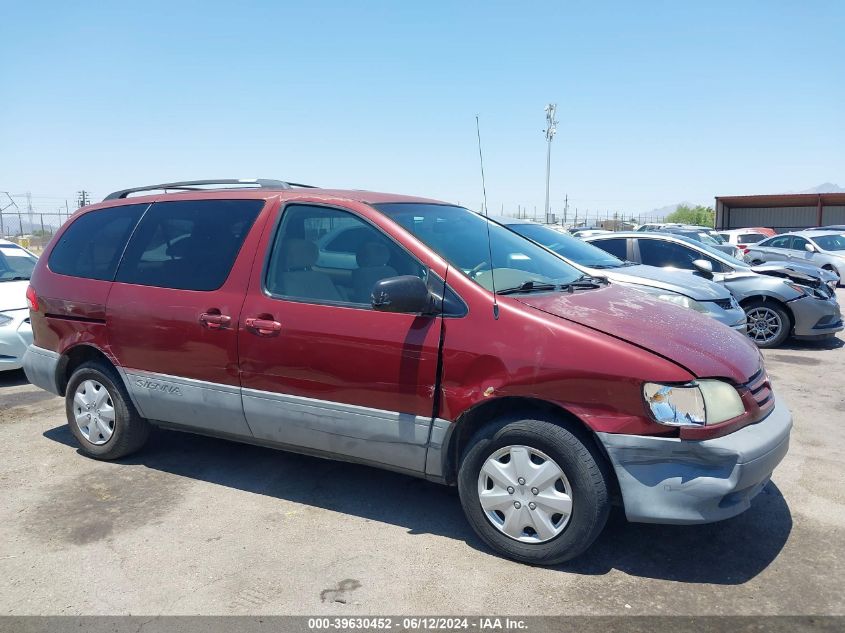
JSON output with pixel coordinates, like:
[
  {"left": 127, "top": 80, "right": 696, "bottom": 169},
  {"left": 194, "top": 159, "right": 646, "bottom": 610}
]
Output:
[{"left": 103, "top": 178, "right": 316, "bottom": 201}]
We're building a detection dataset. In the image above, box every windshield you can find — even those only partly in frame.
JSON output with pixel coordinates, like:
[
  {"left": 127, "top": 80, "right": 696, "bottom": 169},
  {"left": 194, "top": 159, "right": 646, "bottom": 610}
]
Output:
[
  {"left": 0, "top": 243, "right": 37, "bottom": 281},
  {"left": 374, "top": 204, "right": 584, "bottom": 292},
  {"left": 813, "top": 234, "right": 845, "bottom": 251},
  {"left": 507, "top": 222, "right": 627, "bottom": 268}
]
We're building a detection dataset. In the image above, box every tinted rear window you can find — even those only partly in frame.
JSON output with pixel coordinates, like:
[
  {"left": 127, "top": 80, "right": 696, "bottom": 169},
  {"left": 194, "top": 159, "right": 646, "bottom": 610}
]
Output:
[
  {"left": 737, "top": 233, "right": 765, "bottom": 244},
  {"left": 48, "top": 205, "right": 147, "bottom": 280},
  {"left": 115, "top": 199, "right": 263, "bottom": 291}
]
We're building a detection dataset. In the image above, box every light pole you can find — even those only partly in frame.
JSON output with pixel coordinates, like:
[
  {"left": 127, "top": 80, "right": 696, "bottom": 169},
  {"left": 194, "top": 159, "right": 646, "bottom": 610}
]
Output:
[{"left": 543, "top": 103, "right": 558, "bottom": 224}]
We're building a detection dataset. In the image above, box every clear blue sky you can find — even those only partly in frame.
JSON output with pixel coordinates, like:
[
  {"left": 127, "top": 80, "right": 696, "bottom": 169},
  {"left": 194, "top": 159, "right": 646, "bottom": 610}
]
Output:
[{"left": 2, "top": 1, "right": 843, "bottom": 217}]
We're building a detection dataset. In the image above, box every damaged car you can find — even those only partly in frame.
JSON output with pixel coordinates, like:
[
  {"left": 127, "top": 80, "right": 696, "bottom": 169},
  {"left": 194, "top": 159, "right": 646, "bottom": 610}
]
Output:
[{"left": 586, "top": 231, "right": 842, "bottom": 348}]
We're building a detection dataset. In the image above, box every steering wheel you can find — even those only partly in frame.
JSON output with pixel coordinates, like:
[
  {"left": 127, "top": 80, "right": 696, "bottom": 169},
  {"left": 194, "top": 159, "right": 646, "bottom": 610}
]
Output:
[{"left": 468, "top": 260, "right": 492, "bottom": 279}]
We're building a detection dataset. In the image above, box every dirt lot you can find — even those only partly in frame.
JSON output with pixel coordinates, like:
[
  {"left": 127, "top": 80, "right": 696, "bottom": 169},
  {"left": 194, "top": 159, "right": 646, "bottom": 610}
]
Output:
[{"left": 1, "top": 294, "right": 844, "bottom": 616}]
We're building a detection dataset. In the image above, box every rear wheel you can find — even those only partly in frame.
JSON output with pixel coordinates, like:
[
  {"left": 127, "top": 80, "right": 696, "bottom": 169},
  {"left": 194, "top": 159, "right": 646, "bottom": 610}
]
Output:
[
  {"left": 65, "top": 361, "right": 151, "bottom": 459},
  {"left": 743, "top": 299, "right": 791, "bottom": 348},
  {"left": 458, "top": 416, "right": 610, "bottom": 565}
]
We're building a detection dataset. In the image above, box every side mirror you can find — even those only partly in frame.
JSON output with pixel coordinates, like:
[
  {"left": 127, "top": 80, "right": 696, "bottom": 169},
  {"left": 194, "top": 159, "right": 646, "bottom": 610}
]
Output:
[
  {"left": 692, "top": 259, "right": 714, "bottom": 278},
  {"left": 804, "top": 243, "right": 817, "bottom": 253},
  {"left": 371, "top": 275, "right": 435, "bottom": 314}
]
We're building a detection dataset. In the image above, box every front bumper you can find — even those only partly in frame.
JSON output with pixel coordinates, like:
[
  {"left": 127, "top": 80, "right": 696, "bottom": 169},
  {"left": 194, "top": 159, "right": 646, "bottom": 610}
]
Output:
[
  {"left": 596, "top": 396, "right": 792, "bottom": 524},
  {"left": 0, "top": 310, "right": 33, "bottom": 372},
  {"left": 789, "top": 295, "right": 843, "bottom": 338}
]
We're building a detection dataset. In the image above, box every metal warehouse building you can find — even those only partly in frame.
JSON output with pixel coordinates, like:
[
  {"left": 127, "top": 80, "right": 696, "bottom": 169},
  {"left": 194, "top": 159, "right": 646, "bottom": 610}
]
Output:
[{"left": 715, "top": 193, "right": 845, "bottom": 233}]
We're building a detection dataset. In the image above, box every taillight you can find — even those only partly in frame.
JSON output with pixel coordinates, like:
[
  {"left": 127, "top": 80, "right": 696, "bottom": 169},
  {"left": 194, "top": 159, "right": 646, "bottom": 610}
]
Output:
[
  {"left": 738, "top": 245, "right": 749, "bottom": 253},
  {"left": 26, "top": 285, "right": 39, "bottom": 312}
]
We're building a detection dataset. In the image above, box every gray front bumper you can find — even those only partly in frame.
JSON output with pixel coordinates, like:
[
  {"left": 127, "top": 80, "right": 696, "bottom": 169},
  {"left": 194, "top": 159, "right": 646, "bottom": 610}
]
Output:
[
  {"left": 789, "top": 295, "right": 843, "bottom": 338},
  {"left": 22, "top": 345, "right": 62, "bottom": 396},
  {"left": 597, "top": 396, "right": 792, "bottom": 524}
]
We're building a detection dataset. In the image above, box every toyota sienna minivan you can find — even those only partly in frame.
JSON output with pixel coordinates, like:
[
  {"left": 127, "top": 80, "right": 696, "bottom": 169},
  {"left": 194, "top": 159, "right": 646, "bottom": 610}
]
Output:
[{"left": 23, "top": 179, "right": 792, "bottom": 565}]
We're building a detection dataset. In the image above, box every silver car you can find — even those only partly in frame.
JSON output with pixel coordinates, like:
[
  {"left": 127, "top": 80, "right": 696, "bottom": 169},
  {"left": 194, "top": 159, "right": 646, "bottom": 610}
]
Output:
[
  {"left": 494, "top": 218, "right": 747, "bottom": 332},
  {"left": 585, "top": 231, "right": 843, "bottom": 348},
  {"left": 745, "top": 230, "right": 845, "bottom": 285},
  {"left": 0, "top": 240, "right": 37, "bottom": 372}
]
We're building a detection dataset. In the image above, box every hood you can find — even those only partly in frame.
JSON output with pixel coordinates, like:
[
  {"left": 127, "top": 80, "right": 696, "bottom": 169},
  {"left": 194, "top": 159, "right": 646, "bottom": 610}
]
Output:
[
  {"left": 749, "top": 261, "right": 838, "bottom": 285},
  {"left": 514, "top": 285, "right": 760, "bottom": 383},
  {"left": 0, "top": 280, "right": 29, "bottom": 312},
  {"left": 597, "top": 264, "right": 730, "bottom": 300}
]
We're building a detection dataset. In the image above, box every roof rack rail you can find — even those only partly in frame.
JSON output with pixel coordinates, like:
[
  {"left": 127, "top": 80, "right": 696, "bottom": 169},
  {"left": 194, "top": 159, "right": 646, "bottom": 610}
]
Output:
[{"left": 103, "top": 178, "right": 316, "bottom": 201}]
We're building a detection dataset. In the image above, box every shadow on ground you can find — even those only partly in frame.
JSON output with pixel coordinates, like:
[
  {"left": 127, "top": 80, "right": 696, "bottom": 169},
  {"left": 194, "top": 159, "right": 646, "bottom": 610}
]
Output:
[
  {"left": 0, "top": 369, "right": 29, "bottom": 388},
  {"left": 43, "top": 423, "right": 791, "bottom": 585},
  {"left": 777, "top": 336, "right": 844, "bottom": 352}
]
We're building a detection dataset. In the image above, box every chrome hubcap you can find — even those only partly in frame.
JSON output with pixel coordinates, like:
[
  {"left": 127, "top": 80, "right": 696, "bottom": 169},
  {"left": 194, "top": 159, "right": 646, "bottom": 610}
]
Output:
[
  {"left": 73, "top": 380, "right": 115, "bottom": 445},
  {"left": 477, "top": 445, "right": 573, "bottom": 543},
  {"left": 746, "top": 307, "right": 783, "bottom": 344}
]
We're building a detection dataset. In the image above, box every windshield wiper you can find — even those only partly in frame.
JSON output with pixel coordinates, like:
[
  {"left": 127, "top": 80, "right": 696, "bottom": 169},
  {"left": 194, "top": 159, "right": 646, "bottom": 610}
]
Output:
[
  {"left": 0, "top": 276, "right": 30, "bottom": 282},
  {"left": 497, "top": 280, "right": 559, "bottom": 295},
  {"left": 559, "top": 274, "right": 608, "bottom": 293},
  {"left": 588, "top": 263, "right": 622, "bottom": 269}
]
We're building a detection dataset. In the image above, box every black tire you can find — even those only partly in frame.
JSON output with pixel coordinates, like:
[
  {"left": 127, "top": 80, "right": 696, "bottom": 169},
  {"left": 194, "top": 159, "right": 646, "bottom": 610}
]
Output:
[
  {"left": 743, "top": 298, "right": 791, "bottom": 349},
  {"left": 457, "top": 415, "right": 611, "bottom": 565},
  {"left": 65, "top": 360, "right": 151, "bottom": 460}
]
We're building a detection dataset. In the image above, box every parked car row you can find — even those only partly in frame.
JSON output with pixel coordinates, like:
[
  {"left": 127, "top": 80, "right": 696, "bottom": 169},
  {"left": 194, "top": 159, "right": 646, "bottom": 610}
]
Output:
[
  {"left": 0, "top": 239, "right": 37, "bottom": 371},
  {"left": 17, "top": 179, "right": 796, "bottom": 566}
]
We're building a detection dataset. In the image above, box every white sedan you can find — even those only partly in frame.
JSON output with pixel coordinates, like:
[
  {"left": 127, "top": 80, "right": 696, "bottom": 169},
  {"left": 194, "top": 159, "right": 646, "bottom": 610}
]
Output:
[{"left": 0, "top": 239, "right": 37, "bottom": 372}]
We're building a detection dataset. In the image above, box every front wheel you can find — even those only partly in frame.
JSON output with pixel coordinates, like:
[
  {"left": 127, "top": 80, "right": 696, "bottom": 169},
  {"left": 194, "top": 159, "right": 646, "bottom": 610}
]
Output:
[
  {"left": 743, "top": 299, "right": 791, "bottom": 348},
  {"left": 458, "top": 416, "right": 611, "bottom": 565}
]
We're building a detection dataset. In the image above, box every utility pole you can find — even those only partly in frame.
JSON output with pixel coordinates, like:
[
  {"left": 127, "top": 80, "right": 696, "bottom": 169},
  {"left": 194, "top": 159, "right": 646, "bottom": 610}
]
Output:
[
  {"left": 563, "top": 194, "right": 569, "bottom": 226},
  {"left": 543, "top": 103, "right": 558, "bottom": 225},
  {"left": 76, "top": 190, "right": 91, "bottom": 208}
]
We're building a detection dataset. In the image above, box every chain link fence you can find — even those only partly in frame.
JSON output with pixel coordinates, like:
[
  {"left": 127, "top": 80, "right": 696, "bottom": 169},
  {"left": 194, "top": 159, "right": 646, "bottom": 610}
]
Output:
[{"left": 0, "top": 210, "right": 74, "bottom": 252}]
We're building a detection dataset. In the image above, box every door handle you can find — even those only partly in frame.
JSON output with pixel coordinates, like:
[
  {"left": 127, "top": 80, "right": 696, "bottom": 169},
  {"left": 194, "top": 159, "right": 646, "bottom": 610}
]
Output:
[
  {"left": 245, "top": 317, "right": 282, "bottom": 336},
  {"left": 199, "top": 312, "right": 232, "bottom": 330}
]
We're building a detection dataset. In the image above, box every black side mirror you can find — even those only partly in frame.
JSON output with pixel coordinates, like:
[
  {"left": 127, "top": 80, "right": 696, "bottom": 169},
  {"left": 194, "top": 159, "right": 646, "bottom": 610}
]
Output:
[
  {"left": 371, "top": 275, "right": 436, "bottom": 315},
  {"left": 692, "top": 259, "right": 714, "bottom": 278}
]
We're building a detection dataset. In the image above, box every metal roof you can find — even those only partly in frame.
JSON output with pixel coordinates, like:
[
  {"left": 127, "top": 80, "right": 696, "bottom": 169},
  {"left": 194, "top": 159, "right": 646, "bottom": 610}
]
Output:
[{"left": 716, "top": 193, "right": 845, "bottom": 208}]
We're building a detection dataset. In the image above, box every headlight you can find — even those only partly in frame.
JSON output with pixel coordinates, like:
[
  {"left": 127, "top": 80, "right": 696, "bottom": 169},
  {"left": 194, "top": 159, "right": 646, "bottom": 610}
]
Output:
[
  {"left": 643, "top": 380, "right": 745, "bottom": 427},
  {"left": 628, "top": 285, "right": 709, "bottom": 313},
  {"left": 0, "top": 313, "right": 14, "bottom": 328}
]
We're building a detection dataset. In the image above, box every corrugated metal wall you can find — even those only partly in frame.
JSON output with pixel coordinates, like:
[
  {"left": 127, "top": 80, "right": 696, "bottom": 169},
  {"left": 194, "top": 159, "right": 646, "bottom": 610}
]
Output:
[
  {"left": 822, "top": 206, "right": 845, "bottom": 225},
  {"left": 727, "top": 206, "right": 816, "bottom": 231}
]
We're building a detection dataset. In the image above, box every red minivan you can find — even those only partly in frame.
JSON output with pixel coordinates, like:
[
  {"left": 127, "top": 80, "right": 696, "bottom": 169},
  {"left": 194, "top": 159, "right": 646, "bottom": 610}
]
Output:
[{"left": 23, "top": 179, "right": 792, "bottom": 565}]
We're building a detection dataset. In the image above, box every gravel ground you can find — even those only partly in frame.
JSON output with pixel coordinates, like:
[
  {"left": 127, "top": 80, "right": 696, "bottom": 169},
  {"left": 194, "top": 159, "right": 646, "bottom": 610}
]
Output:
[{"left": 1, "top": 292, "right": 843, "bottom": 616}]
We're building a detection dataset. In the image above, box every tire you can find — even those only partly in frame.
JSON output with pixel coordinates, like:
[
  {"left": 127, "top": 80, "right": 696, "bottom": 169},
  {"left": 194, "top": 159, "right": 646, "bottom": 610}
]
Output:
[
  {"left": 743, "top": 299, "right": 791, "bottom": 348},
  {"left": 457, "top": 415, "right": 611, "bottom": 565},
  {"left": 65, "top": 360, "right": 151, "bottom": 460}
]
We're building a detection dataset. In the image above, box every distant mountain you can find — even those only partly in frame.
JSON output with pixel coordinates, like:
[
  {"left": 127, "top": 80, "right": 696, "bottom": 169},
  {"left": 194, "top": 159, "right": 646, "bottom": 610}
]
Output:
[
  {"left": 650, "top": 201, "right": 694, "bottom": 216},
  {"left": 793, "top": 182, "right": 845, "bottom": 194}
]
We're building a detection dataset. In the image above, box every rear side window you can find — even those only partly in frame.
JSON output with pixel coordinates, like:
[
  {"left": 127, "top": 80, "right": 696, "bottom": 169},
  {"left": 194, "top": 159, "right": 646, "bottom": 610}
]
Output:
[
  {"left": 638, "top": 239, "right": 698, "bottom": 268},
  {"left": 48, "top": 205, "right": 147, "bottom": 280},
  {"left": 115, "top": 199, "right": 263, "bottom": 291},
  {"left": 591, "top": 237, "right": 627, "bottom": 259}
]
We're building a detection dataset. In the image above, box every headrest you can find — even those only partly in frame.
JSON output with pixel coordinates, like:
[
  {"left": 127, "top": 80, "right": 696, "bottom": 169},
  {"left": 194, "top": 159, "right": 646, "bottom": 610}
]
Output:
[
  {"left": 283, "top": 239, "right": 318, "bottom": 270},
  {"left": 356, "top": 241, "right": 390, "bottom": 267}
]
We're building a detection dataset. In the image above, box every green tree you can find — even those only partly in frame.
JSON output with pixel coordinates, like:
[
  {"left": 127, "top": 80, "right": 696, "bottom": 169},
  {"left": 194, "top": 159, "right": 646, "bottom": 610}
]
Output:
[{"left": 665, "top": 204, "right": 715, "bottom": 227}]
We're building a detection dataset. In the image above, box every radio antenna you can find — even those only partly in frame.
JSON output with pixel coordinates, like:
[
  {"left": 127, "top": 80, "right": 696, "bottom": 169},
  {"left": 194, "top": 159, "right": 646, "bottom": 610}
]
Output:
[
  {"left": 476, "top": 115, "right": 498, "bottom": 319},
  {"left": 475, "top": 115, "right": 488, "bottom": 215}
]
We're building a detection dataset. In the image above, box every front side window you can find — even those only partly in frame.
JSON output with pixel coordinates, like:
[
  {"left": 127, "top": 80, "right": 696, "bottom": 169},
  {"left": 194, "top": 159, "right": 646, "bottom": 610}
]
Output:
[
  {"left": 115, "top": 199, "right": 263, "bottom": 291},
  {"left": 0, "top": 243, "right": 37, "bottom": 281},
  {"left": 375, "top": 204, "right": 583, "bottom": 293},
  {"left": 266, "top": 204, "right": 425, "bottom": 305},
  {"left": 790, "top": 236, "right": 810, "bottom": 251},
  {"left": 638, "top": 239, "right": 700, "bottom": 268},
  {"left": 48, "top": 205, "right": 147, "bottom": 281}
]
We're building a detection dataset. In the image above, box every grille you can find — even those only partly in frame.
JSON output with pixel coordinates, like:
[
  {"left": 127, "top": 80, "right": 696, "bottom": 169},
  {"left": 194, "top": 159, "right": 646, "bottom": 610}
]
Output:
[{"left": 743, "top": 367, "right": 774, "bottom": 410}]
